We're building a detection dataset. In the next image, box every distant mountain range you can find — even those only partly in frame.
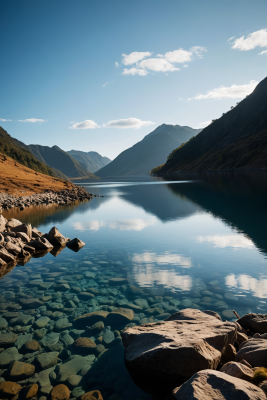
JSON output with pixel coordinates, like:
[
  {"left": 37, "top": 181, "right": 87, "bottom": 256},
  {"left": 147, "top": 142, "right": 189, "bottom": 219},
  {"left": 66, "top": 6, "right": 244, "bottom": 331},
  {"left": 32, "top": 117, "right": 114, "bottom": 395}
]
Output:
[
  {"left": 96, "top": 124, "right": 201, "bottom": 177},
  {"left": 67, "top": 150, "right": 111, "bottom": 173},
  {"left": 14, "top": 142, "right": 98, "bottom": 179},
  {"left": 155, "top": 76, "right": 267, "bottom": 174},
  {"left": 0, "top": 127, "right": 61, "bottom": 178}
]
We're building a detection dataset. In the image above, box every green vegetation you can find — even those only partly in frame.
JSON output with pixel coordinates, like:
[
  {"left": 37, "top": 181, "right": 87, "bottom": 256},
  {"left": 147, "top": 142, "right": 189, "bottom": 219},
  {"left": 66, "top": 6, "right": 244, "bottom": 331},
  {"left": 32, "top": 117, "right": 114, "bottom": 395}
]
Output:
[
  {"left": 0, "top": 127, "right": 62, "bottom": 178},
  {"left": 252, "top": 367, "right": 267, "bottom": 385},
  {"left": 150, "top": 164, "right": 165, "bottom": 175}
]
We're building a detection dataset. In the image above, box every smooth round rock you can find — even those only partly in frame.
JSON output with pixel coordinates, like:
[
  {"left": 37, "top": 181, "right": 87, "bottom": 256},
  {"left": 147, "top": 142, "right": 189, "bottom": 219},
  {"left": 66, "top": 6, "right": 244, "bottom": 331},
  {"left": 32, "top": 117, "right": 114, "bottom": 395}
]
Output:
[
  {"left": 80, "top": 390, "right": 104, "bottom": 400},
  {"left": 73, "top": 337, "right": 96, "bottom": 353},
  {"left": 23, "top": 340, "right": 41, "bottom": 352},
  {"left": 0, "top": 381, "right": 22, "bottom": 397},
  {"left": 51, "top": 384, "right": 70, "bottom": 400},
  {"left": 9, "top": 361, "right": 35, "bottom": 381},
  {"left": 25, "top": 383, "right": 38, "bottom": 399}
]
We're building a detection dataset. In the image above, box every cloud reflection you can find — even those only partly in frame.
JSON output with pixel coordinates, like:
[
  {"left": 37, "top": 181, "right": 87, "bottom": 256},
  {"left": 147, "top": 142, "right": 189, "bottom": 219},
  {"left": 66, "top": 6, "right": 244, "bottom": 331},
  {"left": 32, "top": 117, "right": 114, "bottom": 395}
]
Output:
[
  {"left": 226, "top": 273, "right": 267, "bottom": 298},
  {"left": 132, "top": 251, "right": 192, "bottom": 267},
  {"left": 197, "top": 234, "right": 255, "bottom": 249},
  {"left": 72, "top": 218, "right": 156, "bottom": 232}
]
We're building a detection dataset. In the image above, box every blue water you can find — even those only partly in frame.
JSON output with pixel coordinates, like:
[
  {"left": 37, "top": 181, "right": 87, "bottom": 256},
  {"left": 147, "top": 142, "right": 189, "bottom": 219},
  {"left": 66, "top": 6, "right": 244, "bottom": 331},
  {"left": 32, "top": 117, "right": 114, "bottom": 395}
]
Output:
[{"left": 1, "top": 173, "right": 267, "bottom": 399}]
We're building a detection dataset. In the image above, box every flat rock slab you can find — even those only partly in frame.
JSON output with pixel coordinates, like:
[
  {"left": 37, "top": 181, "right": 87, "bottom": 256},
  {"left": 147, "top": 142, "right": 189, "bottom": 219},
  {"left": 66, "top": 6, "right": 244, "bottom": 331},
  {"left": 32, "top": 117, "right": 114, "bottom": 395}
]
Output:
[
  {"left": 122, "top": 308, "right": 237, "bottom": 396},
  {"left": 55, "top": 356, "right": 91, "bottom": 383},
  {"left": 236, "top": 338, "right": 267, "bottom": 368},
  {"left": 172, "top": 369, "right": 266, "bottom": 400},
  {"left": 0, "top": 347, "right": 22, "bottom": 367},
  {"left": 238, "top": 313, "right": 267, "bottom": 334}
]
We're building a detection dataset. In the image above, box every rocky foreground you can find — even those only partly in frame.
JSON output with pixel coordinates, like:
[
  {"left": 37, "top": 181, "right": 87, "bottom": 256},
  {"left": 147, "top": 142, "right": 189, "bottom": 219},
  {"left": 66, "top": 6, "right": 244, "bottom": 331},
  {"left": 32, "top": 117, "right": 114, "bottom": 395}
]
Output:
[
  {"left": 0, "top": 216, "right": 85, "bottom": 278},
  {"left": 122, "top": 309, "right": 267, "bottom": 399},
  {"left": 0, "top": 186, "right": 98, "bottom": 211}
]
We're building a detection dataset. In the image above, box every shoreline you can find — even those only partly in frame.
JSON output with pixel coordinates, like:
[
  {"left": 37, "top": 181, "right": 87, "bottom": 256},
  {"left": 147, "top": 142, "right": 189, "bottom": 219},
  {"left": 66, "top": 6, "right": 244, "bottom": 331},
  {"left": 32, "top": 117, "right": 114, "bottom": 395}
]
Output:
[{"left": 0, "top": 186, "right": 100, "bottom": 212}]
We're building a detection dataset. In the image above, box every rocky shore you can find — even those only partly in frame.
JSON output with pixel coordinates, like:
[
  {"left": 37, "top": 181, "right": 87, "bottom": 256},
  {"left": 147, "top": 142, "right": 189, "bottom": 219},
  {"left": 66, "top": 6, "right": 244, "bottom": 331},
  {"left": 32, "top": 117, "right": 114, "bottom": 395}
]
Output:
[
  {"left": 0, "top": 186, "right": 99, "bottom": 211},
  {"left": 0, "top": 216, "right": 85, "bottom": 278}
]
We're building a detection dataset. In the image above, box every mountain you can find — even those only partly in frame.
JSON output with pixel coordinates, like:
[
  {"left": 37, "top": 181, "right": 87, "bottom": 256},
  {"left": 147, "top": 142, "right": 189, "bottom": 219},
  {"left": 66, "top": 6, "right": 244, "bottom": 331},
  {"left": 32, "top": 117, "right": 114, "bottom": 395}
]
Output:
[
  {"left": 0, "top": 127, "right": 63, "bottom": 178},
  {"left": 15, "top": 142, "right": 97, "bottom": 179},
  {"left": 156, "top": 77, "right": 267, "bottom": 174},
  {"left": 67, "top": 150, "right": 111, "bottom": 173},
  {"left": 96, "top": 124, "right": 201, "bottom": 177}
]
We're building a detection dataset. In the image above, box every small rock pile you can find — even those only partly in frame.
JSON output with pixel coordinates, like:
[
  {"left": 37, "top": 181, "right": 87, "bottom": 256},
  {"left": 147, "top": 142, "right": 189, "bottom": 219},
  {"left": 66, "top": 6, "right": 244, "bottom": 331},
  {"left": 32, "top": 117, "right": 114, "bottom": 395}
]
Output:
[
  {"left": 0, "top": 186, "right": 98, "bottom": 211},
  {"left": 122, "top": 309, "right": 267, "bottom": 399},
  {"left": 0, "top": 216, "right": 85, "bottom": 277}
]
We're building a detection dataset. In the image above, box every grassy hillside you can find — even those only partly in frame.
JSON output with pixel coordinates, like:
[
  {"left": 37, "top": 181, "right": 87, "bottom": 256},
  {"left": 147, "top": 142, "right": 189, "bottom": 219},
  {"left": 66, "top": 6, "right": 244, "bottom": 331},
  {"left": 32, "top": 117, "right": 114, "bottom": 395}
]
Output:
[
  {"left": 156, "top": 77, "right": 267, "bottom": 174},
  {"left": 96, "top": 124, "right": 201, "bottom": 177},
  {"left": 67, "top": 150, "right": 111, "bottom": 173},
  {"left": 0, "top": 127, "right": 62, "bottom": 178}
]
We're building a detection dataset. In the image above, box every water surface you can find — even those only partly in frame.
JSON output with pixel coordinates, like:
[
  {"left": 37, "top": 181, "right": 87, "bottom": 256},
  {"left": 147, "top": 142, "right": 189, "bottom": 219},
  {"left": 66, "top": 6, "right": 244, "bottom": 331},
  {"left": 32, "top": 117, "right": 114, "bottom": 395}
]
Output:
[{"left": 1, "top": 172, "right": 267, "bottom": 399}]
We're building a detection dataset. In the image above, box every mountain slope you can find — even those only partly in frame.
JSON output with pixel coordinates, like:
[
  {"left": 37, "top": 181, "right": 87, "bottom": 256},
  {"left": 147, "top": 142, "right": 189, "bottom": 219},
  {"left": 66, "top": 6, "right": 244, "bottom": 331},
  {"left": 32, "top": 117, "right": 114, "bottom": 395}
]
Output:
[
  {"left": 15, "top": 142, "right": 97, "bottom": 179},
  {"left": 0, "top": 127, "right": 63, "bottom": 178},
  {"left": 158, "top": 77, "right": 267, "bottom": 173},
  {"left": 67, "top": 150, "right": 111, "bottom": 173},
  {"left": 96, "top": 124, "right": 200, "bottom": 177}
]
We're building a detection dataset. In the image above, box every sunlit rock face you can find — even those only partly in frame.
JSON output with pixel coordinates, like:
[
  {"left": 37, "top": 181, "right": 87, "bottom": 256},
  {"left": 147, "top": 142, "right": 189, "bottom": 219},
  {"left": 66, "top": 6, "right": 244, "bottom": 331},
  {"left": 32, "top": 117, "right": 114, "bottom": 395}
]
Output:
[{"left": 122, "top": 308, "right": 237, "bottom": 396}]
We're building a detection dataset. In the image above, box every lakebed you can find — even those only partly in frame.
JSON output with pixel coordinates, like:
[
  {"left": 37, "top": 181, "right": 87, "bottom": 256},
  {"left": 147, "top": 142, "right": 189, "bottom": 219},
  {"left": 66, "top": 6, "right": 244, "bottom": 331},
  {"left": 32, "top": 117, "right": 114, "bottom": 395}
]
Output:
[{"left": 0, "top": 173, "right": 267, "bottom": 399}]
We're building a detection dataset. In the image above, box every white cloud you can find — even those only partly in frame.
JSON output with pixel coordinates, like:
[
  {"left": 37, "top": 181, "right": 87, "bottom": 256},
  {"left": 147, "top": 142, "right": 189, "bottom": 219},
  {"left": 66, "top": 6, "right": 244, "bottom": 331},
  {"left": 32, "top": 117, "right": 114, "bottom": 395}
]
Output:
[
  {"left": 69, "top": 120, "right": 99, "bottom": 129},
  {"left": 197, "top": 234, "right": 255, "bottom": 249},
  {"left": 260, "top": 49, "right": 267, "bottom": 55},
  {"left": 120, "top": 46, "right": 206, "bottom": 76},
  {"left": 228, "top": 36, "right": 235, "bottom": 42},
  {"left": 115, "top": 61, "right": 119, "bottom": 67},
  {"left": 104, "top": 117, "right": 155, "bottom": 129},
  {"left": 18, "top": 118, "right": 45, "bottom": 123},
  {"left": 102, "top": 82, "right": 109, "bottom": 87},
  {"left": 164, "top": 48, "right": 192, "bottom": 63},
  {"left": 183, "top": 64, "right": 189, "bottom": 68},
  {"left": 198, "top": 121, "right": 211, "bottom": 128},
  {"left": 225, "top": 273, "right": 267, "bottom": 299},
  {"left": 139, "top": 58, "right": 179, "bottom": 72},
  {"left": 122, "top": 51, "right": 152, "bottom": 65},
  {"left": 0, "top": 118, "right": 12, "bottom": 121},
  {"left": 231, "top": 28, "right": 267, "bottom": 52},
  {"left": 122, "top": 67, "right": 148, "bottom": 76},
  {"left": 194, "top": 80, "right": 258, "bottom": 100}
]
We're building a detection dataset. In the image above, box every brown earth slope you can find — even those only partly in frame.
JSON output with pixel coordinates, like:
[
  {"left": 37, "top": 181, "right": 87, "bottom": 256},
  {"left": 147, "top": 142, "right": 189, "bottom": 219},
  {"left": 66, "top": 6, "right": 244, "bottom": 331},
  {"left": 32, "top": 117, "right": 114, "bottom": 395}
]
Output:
[
  {"left": 0, "top": 152, "right": 76, "bottom": 196},
  {"left": 156, "top": 76, "right": 267, "bottom": 174}
]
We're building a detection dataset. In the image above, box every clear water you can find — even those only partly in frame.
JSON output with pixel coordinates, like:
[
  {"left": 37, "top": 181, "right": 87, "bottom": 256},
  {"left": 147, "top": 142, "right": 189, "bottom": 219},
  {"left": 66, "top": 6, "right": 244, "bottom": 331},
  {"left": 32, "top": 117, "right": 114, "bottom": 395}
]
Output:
[{"left": 1, "top": 172, "right": 267, "bottom": 399}]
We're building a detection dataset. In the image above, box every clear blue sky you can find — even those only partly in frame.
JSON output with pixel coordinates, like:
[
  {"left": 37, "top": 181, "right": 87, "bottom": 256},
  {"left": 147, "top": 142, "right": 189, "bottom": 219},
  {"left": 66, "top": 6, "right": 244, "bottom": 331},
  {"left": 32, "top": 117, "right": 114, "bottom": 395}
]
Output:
[{"left": 1, "top": 0, "right": 267, "bottom": 159}]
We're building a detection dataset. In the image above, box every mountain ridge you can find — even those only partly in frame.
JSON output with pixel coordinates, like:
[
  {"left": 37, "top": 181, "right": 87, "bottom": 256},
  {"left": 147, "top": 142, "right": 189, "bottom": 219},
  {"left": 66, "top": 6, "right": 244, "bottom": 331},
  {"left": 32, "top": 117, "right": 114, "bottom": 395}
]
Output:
[
  {"left": 156, "top": 76, "right": 267, "bottom": 174},
  {"left": 67, "top": 150, "right": 111, "bottom": 173},
  {"left": 96, "top": 124, "right": 201, "bottom": 177}
]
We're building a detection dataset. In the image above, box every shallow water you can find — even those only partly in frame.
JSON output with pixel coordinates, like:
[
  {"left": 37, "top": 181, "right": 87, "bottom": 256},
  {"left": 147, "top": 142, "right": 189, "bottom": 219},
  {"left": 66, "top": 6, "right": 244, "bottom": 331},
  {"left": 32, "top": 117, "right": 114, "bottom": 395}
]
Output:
[{"left": 1, "top": 172, "right": 267, "bottom": 399}]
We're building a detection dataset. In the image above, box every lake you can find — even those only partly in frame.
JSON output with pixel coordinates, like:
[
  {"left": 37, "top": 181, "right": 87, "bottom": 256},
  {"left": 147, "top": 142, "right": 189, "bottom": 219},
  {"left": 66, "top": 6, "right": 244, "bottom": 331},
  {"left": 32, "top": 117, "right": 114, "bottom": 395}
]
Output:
[{"left": 1, "top": 172, "right": 267, "bottom": 399}]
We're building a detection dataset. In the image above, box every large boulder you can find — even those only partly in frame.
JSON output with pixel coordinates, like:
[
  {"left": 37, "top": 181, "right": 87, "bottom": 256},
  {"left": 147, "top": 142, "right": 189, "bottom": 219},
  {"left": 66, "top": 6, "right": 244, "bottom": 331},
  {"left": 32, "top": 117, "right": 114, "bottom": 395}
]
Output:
[
  {"left": 5, "top": 219, "right": 22, "bottom": 229},
  {"left": 11, "top": 223, "right": 32, "bottom": 239},
  {"left": 220, "top": 361, "right": 253, "bottom": 382},
  {"left": 48, "top": 227, "right": 68, "bottom": 246},
  {"left": 0, "top": 248, "right": 15, "bottom": 262},
  {"left": 66, "top": 238, "right": 85, "bottom": 249},
  {"left": 236, "top": 338, "right": 267, "bottom": 367},
  {"left": 122, "top": 308, "right": 237, "bottom": 396},
  {"left": 29, "top": 237, "right": 53, "bottom": 250},
  {"left": 238, "top": 313, "right": 267, "bottom": 334},
  {"left": 172, "top": 370, "right": 266, "bottom": 400}
]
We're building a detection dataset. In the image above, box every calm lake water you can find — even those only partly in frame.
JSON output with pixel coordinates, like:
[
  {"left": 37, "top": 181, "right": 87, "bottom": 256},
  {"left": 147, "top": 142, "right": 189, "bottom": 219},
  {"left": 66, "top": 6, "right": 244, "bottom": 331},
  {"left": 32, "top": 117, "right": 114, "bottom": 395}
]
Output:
[{"left": 1, "top": 172, "right": 267, "bottom": 399}]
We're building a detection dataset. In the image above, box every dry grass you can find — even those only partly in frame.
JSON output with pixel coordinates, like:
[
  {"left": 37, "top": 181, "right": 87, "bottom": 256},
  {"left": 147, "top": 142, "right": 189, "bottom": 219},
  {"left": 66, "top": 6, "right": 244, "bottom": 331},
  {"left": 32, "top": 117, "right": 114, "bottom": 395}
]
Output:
[{"left": 0, "top": 152, "right": 75, "bottom": 196}]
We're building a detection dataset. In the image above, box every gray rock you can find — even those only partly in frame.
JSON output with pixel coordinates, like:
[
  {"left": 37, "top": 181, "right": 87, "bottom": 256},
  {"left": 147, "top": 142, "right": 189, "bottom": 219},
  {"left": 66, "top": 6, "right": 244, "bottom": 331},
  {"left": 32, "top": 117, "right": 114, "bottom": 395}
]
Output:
[
  {"left": 0, "top": 332, "right": 18, "bottom": 347},
  {"left": 55, "top": 356, "right": 92, "bottom": 382},
  {"left": 238, "top": 313, "right": 267, "bottom": 334},
  {"left": 38, "top": 366, "right": 56, "bottom": 387},
  {"left": 20, "top": 298, "right": 44, "bottom": 309},
  {"left": 15, "top": 333, "right": 33, "bottom": 349},
  {"left": 103, "top": 330, "right": 115, "bottom": 346},
  {"left": 0, "top": 346, "right": 22, "bottom": 367},
  {"left": 40, "top": 332, "right": 60, "bottom": 347},
  {"left": 34, "top": 316, "right": 50, "bottom": 328},
  {"left": 55, "top": 317, "right": 70, "bottom": 331},
  {"left": 66, "top": 238, "right": 85, "bottom": 248},
  {"left": 236, "top": 338, "right": 267, "bottom": 367},
  {"left": 133, "top": 298, "right": 149, "bottom": 309},
  {"left": 0, "top": 317, "right": 8, "bottom": 330},
  {"left": 172, "top": 370, "right": 266, "bottom": 400},
  {"left": 9, "top": 314, "right": 34, "bottom": 326},
  {"left": 67, "top": 374, "right": 83, "bottom": 389},
  {"left": 35, "top": 351, "right": 59, "bottom": 370}
]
